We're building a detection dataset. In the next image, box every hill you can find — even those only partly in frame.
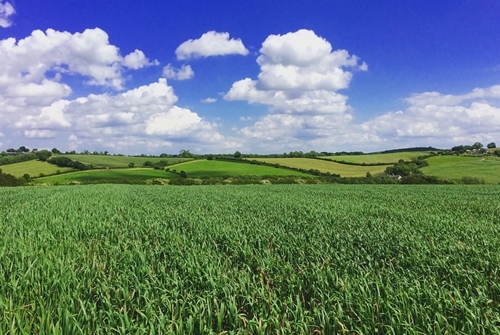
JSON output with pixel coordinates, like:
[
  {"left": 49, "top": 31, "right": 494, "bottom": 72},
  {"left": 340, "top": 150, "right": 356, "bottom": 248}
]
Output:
[
  {"left": 58, "top": 154, "right": 192, "bottom": 168},
  {"left": 421, "top": 155, "right": 500, "bottom": 184},
  {"left": 320, "top": 151, "right": 432, "bottom": 165},
  {"left": 0, "top": 160, "right": 74, "bottom": 177},
  {"left": 170, "top": 160, "right": 308, "bottom": 178},
  {"left": 247, "top": 158, "right": 391, "bottom": 177}
]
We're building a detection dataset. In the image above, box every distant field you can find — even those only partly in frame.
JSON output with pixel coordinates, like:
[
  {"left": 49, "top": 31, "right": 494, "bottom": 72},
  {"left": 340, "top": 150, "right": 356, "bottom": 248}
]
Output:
[
  {"left": 249, "top": 158, "right": 391, "bottom": 177},
  {"left": 172, "top": 160, "right": 308, "bottom": 177},
  {"left": 59, "top": 155, "right": 192, "bottom": 168},
  {"left": 422, "top": 155, "right": 500, "bottom": 184},
  {"left": 0, "top": 160, "right": 74, "bottom": 177},
  {"left": 320, "top": 151, "right": 431, "bottom": 164},
  {"left": 34, "top": 168, "right": 171, "bottom": 184}
]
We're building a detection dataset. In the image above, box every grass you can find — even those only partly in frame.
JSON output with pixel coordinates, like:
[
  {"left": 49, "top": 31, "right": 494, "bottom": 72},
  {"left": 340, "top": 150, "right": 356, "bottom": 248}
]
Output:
[
  {"left": 0, "top": 185, "right": 499, "bottom": 334},
  {"left": 59, "top": 154, "right": 192, "bottom": 168},
  {"left": 0, "top": 160, "right": 74, "bottom": 177},
  {"left": 319, "top": 151, "right": 432, "bottom": 164},
  {"left": 34, "top": 168, "right": 171, "bottom": 184},
  {"left": 422, "top": 154, "right": 500, "bottom": 184},
  {"left": 249, "top": 158, "right": 391, "bottom": 177},
  {"left": 170, "top": 159, "right": 309, "bottom": 177}
]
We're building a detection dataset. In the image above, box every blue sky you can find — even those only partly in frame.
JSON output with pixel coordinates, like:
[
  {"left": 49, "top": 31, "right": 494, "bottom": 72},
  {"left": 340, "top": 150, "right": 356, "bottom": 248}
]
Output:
[{"left": 0, "top": 0, "right": 499, "bottom": 154}]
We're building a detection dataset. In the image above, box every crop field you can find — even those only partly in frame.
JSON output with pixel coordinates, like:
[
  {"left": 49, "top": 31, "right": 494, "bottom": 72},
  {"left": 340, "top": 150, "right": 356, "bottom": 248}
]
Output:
[
  {"left": 421, "top": 155, "right": 500, "bottom": 184},
  {"left": 0, "top": 160, "right": 74, "bottom": 177},
  {"left": 319, "top": 151, "right": 431, "bottom": 164},
  {"left": 60, "top": 155, "right": 192, "bottom": 168},
  {"left": 1, "top": 184, "right": 499, "bottom": 334},
  {"left": 34, "top": 168, "right": 171, "bottom": 185},
  {"left": 249, "top": 158, "right": 390, "bottom": 177},
  {"left": 171, "top": 160, "right": 308, "bottom": 177}
]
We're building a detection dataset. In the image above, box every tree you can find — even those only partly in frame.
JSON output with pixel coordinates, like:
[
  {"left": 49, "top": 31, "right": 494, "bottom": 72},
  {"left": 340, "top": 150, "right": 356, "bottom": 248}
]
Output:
[
  {"left": 36, "top": 150, "right": 52, "bottom": 162},
  {"left": 18, "top": 146, "right": 30, "bottom": 153},
  {"left": 128, "top": 162, "right": 135, "bottom": 168},
  {"left": 233, "top": 151, "right": 242, "bottom": 159},
  {"left": 179, "top": 149, "right": 193, "bottom": 158},
  {"left": 180, "top": 170, "right": 187, "bottom": 178},
  {"left": 472, "top": 142, "right": 483, "bottom": 150},
  {"left": 487, "top": 142, "right": 496, "bottom": 149},
  {"left": 51, "top": 148, "right": 61, "bottom": 154}
]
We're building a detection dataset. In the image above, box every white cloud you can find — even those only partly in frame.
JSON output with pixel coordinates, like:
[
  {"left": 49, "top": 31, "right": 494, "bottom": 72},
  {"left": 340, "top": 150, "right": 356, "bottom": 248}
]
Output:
[
  {"left": 162, "top": 64, "right": 194, "bottom": 80},
  {"left": 225, "top": 29, "right": 367, "bottom": 150},
  {"left": 3, "top": 78, "right": 235, "bottom": 152},
  {"left": 0, "top": 28, "right": 157, "bottom": 92},
  {"left": 24, "top": 130, "right": 56, "bottom": 139},
  {"left": 364, "top": 87, "right": 500, "bottom": 146},
  {"left": 175, "top": 31, "right": 249, "bottom": 60},
  {"left": 406, "top": 85, "right": 500, "bottom": 107},
  {"left": 201, "top": 97, "right": 217, "bottom": 103},
  {"left": 123, "top": 49, "right": 159, "bottom": 69},
  {"left": 0, "top": 1, "right": 15, "bottom": 28}
]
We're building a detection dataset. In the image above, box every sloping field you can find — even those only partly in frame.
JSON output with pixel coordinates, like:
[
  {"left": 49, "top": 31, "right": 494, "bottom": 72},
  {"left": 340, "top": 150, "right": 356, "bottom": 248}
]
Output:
[
  {"left": 1, "top": 185, "right": 499, "bottom": 333},
  {"left": 422, "top": 155, "right": 500, "bottom": 184},
  {"left": 34, "top": 168, "right": 170, "bottom": 184},
  {"left": 172, "top": 159, "right": 307, "bottom": 177},
  {"left": 320, "top": 151, "right": 431, "bottom": 164},
  {"left": 0, "top": 160, "right": 74, "bottom": 177},
  {"left": 60, "top": 154, "right": 191, "bottom": 168},
  {"left": 249, "top": 158, "right": 391, "bottom": 177}
]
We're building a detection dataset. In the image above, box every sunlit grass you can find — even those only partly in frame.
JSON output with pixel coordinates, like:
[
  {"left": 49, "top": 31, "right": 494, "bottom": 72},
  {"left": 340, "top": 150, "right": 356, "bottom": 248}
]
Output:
[
  {"left": 0, "top": 160, "right": 74, "bottom": 177},
  {"left": 249, "top": 158, "right": 391, "bottom": 176},
  {"left": 1, "top": 184, "right": 499, "bottom": 333}
]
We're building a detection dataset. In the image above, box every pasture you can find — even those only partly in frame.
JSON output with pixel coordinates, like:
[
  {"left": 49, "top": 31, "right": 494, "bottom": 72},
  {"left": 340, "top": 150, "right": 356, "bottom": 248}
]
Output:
[
  {"left": 421, "top": 155, "right": 500, "bottom": 184},
  {"left": 0, "top": 185, "right": 499, "bottom": 334},
  {"left": 170, "top": 160, "right": 308, "bottom": 177},
  {"left": 249, "top": 158, "right": 391, "bottom": 177},
  {"left": 59, "top": 154, "right": 191, "bottom": 168},
  {"left": 319, "top": 151, "right": 432, "bottom": 164},
  {"left": 0, "top": 160, "right": 74, "bottom": 177},
  {"left": 34, "top": 168, "right": 171, "bottom": 184}
]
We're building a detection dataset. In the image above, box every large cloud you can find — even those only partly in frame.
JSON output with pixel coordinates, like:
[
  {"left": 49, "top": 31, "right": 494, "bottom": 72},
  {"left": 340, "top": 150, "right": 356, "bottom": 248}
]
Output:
[
  {"left": 0, "top": 1, "right": 15, "bottom": 28},
  {"left": 4, "top": 78, "right": 234, "bottom": 152},
  {"left": 0, "top": 28, "right": 157, "bottom": 93},
  {"left": 175, "top": 31, "right": 249, "bottom": 60},
  {"left": 363, "top": 86, "right": 500, "bottom": 147},
  {"left": 225, "top": 29, "right": 367, "bottom": 149}
]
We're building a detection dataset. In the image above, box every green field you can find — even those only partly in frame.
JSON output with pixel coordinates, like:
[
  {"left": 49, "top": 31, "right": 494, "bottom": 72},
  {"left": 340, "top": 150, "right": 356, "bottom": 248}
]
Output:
[
  {"left": 0, "top": 185, "right": 499, "bottom": 334},
  {"left": 0, "top": 160, "right": 74, "bottom": 177},
  {"left": 59, "top": 154, "right": 192, "bottom": 168},
  {"left": 34, "top": 168, "right": 171, "bottom": 184},
  {"left": 422, "top": 155, "right": 500, "bottom": 184},
  {"left": 171, "top": 159, "right": 308, "bottom": 177},
  {"left": 320, "top": 151, "right": 431, "bottom": 164},
  {"left": 250, "top": 158, "right": 391, "bottom": 177}
]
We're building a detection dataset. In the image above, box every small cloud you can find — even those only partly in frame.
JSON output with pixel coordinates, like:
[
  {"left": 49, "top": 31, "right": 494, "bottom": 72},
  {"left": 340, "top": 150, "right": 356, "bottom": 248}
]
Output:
[
  {"left": 239, "top": 116, "right": 252, "bottom": 121},
  {"left": 162, "top": 64, "right": 194, "bottom": 80},
  {"left": 175, "top": 31, "right": 249, "bottom": 60},
  {"left": 24, "top": 130, "right": 56, "bottom": 139},
  {"left": 123, "top": 49, "right": 159, "bottom": 69},
  {"left": 201, "top": 97, "right": 217, "bottom": 103},
  {"left": 0, "top": 1, "right": 15, "bottom": 28}
]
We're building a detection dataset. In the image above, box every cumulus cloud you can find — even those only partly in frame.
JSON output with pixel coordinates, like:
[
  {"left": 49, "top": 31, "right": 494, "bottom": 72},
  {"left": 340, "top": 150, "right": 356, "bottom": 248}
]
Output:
[
  {"left": 0, "top": 28, "right": 157, "bottom": 92},
  {"left": 2, "top": 78, "right": 234, "bottom": 152},
  {"left": 0, "top": 1, "right": 15, "bottom": 28},
  {"left": 175, "top": 31, "right": 249, "bottom": 60},
  {"left": 364, "top": 85, "right": 500, "bottom": 147},
  {"left": 201, "top": 97, "right": 217, "bottom": 103},
  {"left": 162, "top": 64, "right": 194, "bottom": 80},
  {"left": 406, "top": 85, "right": 500, "bottom": 107},
  {"left": 225, "top": 29, "right": 367, "bottom": 149}
]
